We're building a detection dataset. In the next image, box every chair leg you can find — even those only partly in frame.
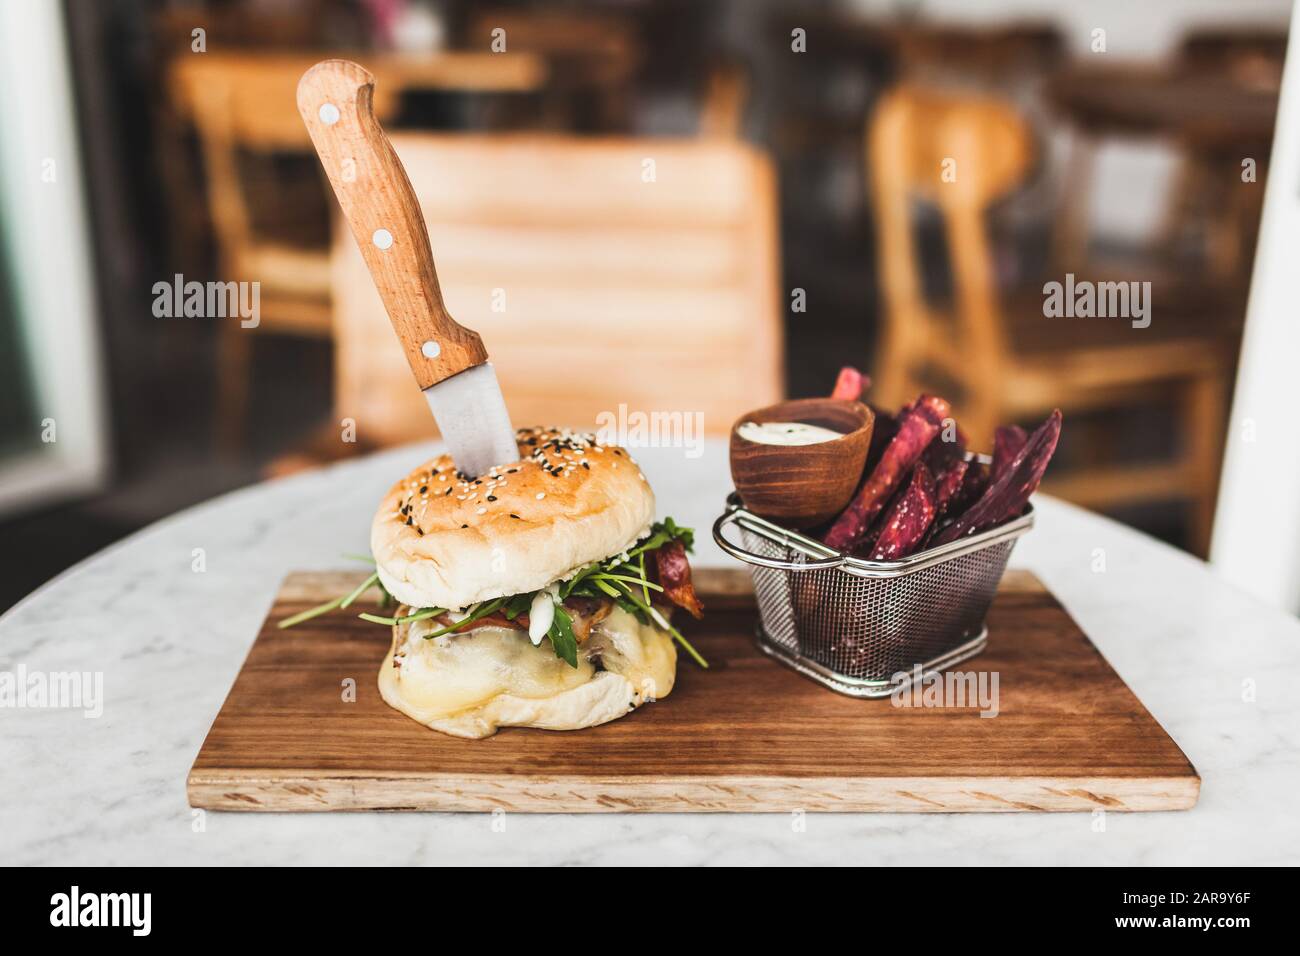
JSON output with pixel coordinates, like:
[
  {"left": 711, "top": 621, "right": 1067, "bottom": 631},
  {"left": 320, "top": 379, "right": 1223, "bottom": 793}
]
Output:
[
  {"left": 215, "top": 323, "right": 252, "bottom": 455},
  {"left": 1184, "top": 372, "right": 1227, "bottom": 557},
  {"left": 962, "top": 391, "right": 1002, "bottom": 458}
]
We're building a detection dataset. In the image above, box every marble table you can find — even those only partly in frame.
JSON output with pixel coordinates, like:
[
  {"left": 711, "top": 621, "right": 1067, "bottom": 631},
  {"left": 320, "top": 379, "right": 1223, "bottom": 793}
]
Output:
[{"left": 2, "top": 440, "right": 1297, "bottom": 865}]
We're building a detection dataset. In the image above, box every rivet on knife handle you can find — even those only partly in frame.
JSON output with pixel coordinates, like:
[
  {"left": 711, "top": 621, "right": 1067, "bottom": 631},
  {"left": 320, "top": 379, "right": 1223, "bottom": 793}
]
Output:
[{"left": 296, "top": 59, "right": 487, "bottom": 390}]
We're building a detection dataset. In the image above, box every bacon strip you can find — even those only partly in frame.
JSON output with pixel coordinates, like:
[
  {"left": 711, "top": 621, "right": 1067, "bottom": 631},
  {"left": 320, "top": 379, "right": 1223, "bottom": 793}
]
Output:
[{"left": 653, "top": 539, "right": 704, "bottom": 619}]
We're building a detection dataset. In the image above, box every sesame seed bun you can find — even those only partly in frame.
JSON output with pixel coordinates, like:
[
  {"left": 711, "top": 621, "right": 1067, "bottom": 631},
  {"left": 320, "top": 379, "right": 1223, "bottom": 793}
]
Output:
[{"left": 371, "top": 427, "right": 656, "bottom": 611}]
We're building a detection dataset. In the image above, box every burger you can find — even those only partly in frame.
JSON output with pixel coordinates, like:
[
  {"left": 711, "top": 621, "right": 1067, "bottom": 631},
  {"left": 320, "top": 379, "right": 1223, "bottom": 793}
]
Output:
[{"left": 284, "top": 426, "right": 705, "bottom": 739}]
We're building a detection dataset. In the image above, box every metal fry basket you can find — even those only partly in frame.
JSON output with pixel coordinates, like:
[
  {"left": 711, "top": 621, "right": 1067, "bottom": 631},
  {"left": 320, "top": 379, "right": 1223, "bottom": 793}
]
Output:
[{"left": 712, "top": 493, "right": 1033, "bottom": 697}]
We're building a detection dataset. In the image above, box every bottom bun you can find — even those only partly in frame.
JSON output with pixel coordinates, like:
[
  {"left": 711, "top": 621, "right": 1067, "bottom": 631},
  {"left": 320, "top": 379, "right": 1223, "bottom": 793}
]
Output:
[{"left": 378, "top": 605, "right": 677, "bottom": 739}]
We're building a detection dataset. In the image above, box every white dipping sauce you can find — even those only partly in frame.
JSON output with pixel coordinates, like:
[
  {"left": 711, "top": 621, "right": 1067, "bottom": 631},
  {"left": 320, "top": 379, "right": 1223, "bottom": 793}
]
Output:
[{"left": 736, "top": 420, "right": 845, "bottom": 446}]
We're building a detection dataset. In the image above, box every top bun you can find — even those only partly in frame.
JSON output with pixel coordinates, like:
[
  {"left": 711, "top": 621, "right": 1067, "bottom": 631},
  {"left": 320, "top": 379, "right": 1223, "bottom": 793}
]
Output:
[{"left": 372, "top": 427, "right": 655, "bottom": 610}]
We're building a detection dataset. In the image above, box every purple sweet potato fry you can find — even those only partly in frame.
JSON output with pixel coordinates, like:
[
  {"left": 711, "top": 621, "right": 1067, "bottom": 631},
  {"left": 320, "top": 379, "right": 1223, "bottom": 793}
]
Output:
[
  {"left": 931, "top": 458, "right": 969, "bottom": 518},
  {"left": 992, "top": 424, "right": 1028, "bottom": 481},
  {"left": 923, "top": 424, "right": 966, "bottom": 472},
  {"left": 864, "top": 406, "right": 898, "bottom": 474},
  {"left": 865, "top": 462, "right": 937, "bottom": 561},
  {"left": 950, "top": 458, "right": 990, "bottom": 517},
  {"left": 824, "top": 395, "right": 951, "bottom": 552},
  {"left": 932, "top": 410, "right": 1062, "bottom": 546},
  {"left": 829, "top": 366, "right": 871, "bottom": 401},
  {"left": 920, "top": 458, "right": 971, "bottom": 548}
]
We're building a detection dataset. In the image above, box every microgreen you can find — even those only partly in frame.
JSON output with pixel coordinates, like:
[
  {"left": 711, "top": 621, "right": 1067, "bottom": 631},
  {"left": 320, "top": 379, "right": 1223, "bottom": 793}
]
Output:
[
  {"left": 277, "top": 520, "right": 706, "bottom": 668},
  {"left": 417, "top": 597, "right": 506, "bottom": 639}
]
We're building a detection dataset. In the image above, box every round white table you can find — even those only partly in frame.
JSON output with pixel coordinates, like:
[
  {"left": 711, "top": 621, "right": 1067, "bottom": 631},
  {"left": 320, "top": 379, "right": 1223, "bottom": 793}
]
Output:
[{"left": 2, "top": 440, "right": 1297, "bottom": 865}]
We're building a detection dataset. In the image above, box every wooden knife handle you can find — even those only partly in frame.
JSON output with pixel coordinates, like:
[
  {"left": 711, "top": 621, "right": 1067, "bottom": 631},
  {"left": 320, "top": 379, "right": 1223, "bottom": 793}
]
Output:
[{"left": 297, "top": 59, "right": 486, "bottom": 389}]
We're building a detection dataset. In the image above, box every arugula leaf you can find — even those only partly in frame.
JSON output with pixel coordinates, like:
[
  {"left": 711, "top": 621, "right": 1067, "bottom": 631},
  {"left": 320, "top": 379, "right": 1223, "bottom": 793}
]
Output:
[
  {"left": 281, "top": 521, "right": 703, "bottom": 667},
  {"left": 658, "top": 517, "right": 695, "bottom": 552},
  {"left": 503, "top": 592, "right": 532, "bottom": 621},
  {"left": 548, "top": 605, "right": 579, "bottom": 668}
]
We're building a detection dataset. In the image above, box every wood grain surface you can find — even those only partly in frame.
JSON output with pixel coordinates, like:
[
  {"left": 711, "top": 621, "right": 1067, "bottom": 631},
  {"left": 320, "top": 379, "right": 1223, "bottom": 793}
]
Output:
[
  {"left": 729, "top": 398, "right": 873, "bottom": 528},
  {"left": 188, "top": 569, "right": 1199, "bottom": 812}
]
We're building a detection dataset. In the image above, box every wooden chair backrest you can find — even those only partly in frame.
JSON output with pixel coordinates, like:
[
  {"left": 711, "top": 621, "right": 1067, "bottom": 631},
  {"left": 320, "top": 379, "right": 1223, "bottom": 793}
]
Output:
[
  {"left": 868, "top": 86, "right": 1035, "bottom": 411},
  {"left": 169, "top": 54, "right": 402, "bottom": 149},
  {"left": 332, "top": 134, "right": 783, "bottom": 444},
  {"left": 169, "top": 54, "right": 406, "bottom": 264}
]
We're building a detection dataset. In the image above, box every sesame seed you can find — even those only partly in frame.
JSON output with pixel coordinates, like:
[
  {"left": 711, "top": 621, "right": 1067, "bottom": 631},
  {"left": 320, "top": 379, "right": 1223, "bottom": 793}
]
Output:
[
  {"left": 487, "top": 495, "right": 497, "bottom": 501},
  {"left": 476, "top": 506, "right": 487, "bottom": 514},
  {"left": 536, "top": 492, "right": 545, "bottom": 500}
]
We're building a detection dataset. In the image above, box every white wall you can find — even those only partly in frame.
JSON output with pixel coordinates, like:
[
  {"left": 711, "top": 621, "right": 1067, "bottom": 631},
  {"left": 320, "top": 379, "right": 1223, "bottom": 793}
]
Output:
[
  {"left": 1211, "top": 2, "right": 1300, "bottom": 613},
  {"left": 843, "top": 0, "right": 1292, "bottom": 57}
]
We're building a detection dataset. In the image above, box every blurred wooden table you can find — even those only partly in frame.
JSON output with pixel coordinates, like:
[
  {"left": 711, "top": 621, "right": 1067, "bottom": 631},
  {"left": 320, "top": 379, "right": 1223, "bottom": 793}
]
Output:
[
  {"left": 1048, "top": 62, "right": 1278, "bottom": 144},
  {"left": 165, "top": 49, "right": 549, "bottom": 450},
  {"left": 1048, "top": 62, "right": 1278, "bottom": 283}
]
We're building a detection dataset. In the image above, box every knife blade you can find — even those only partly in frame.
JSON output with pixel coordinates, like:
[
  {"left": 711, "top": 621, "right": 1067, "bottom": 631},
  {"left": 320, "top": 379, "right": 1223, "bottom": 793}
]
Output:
[
  {"left": 296, "top": 59, "right": 518, "bottom": 476},
  {"left": 423, "top": 363, "right": 519, "bottom": 478}
]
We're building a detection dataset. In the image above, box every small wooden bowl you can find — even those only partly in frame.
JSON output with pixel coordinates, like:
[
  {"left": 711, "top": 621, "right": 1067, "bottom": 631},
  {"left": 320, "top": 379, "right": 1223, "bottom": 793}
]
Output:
[{"left": 729, "top": 398, "right": 874, "bottom": 529}]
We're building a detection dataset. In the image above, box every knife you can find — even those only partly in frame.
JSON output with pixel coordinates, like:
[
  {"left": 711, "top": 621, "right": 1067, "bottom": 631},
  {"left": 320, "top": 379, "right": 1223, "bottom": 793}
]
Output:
[{"left": 296, "top": 59, "right": 518, "bottom": 477}]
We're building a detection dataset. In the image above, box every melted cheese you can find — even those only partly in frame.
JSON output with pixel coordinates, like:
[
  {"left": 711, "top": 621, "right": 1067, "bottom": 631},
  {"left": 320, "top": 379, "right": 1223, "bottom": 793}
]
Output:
[
  {"left": 395, "top": 620, "right": 595, "bottom": 717},
  {"left": 382, "top": 606, "right": 676, "bottom": 728},
  {"left": 584, "top": 607, "right": 677, "bottom": 702}
]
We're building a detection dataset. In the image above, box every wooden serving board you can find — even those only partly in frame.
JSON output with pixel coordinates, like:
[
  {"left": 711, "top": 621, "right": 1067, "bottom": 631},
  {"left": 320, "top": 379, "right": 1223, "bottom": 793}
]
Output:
[{"left": 188, "top": 569, "right": 1199, "bottom": 812}]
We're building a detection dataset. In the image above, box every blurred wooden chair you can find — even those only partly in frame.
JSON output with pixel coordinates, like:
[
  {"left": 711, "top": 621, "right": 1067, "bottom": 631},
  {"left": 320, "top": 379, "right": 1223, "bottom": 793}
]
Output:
[
  {"left": 169, "top": 57, "right": 376, "bottom": 451},
  {"left": 332, "top": 134, "right": 783, "bottom": 446},
  {"left": 169, "top": 53, "right": 548, "bottom": 452},
  {"left": 698, "top": 63, "right": 750, "bottom": 139},
  {"left": 868, "top": 86, "right": 1232, "bottom": 553}
]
